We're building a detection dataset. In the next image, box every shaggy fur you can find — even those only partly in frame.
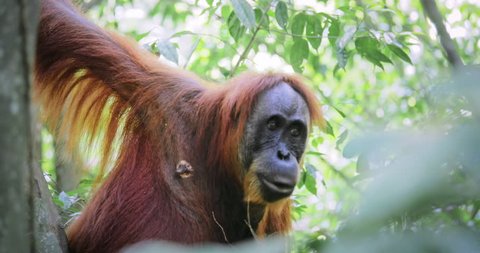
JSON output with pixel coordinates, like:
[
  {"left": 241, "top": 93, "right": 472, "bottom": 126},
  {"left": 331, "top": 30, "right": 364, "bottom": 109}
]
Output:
[{"left": 35, "top": 0, "right": 323, "bottom": 252}]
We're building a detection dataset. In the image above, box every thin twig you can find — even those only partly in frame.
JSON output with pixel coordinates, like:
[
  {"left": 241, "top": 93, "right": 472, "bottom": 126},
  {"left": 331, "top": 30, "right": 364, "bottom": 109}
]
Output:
[
  {"left": 318, "top": 156, "right": 359, "bottom": 191},
  {"left": 229, "top": 0, "right": 274, "bottom": 77},
  {"left": 245, "top": 185, "right": 258, "bottom": 239},
  {"left": 266, "top": 27, "right": 341, "bottom": 39},
  {"left": 167, "top": 30, "right": 241, "bottom": 56},
  {"left": 420, "top": 0, "right": 464, "bottom": 68},
  {"left": 229, "top": 26, "right": 262, "bottom": 77},
  {"left": 212, "top": 211, "right": 229, "bottom": 243}
]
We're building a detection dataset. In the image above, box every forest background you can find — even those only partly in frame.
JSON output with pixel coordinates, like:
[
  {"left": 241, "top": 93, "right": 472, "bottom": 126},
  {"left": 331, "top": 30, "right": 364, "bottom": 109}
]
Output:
[{"left": 1, "top": 0, "right": 479, "bottom": 252}]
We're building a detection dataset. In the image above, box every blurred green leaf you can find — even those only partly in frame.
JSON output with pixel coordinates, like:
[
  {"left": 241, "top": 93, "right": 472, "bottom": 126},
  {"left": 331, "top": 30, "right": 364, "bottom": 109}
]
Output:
[
  {"left": 325, "top": 120, "right": 334, "bottom": 136},
  {"left": 170, "top": 30, "right": 196, "bottom": 38},
  {"left": 328, "top": 18, "right": 340, "bottom": 46},
  {"left": 156, "top": 40, "right": 179, "bottom": 64},
  {"left": 387, "top": 44, "right": 412, "bottom": 64},
  {"left": 290, "top": 38, "right": 309, "bottom": 72},
  {"left": 254, "top": 8, "right": 269, "bottom": 30},
  {"left": 291, "top": 12, "right": 308, "bottom": 41},
  {"left": 228, "top": 11, "right": 246, "bottom": 42},
  {"left": 275, "top": 1, "right": 288, "bottom": 30},
  {"left": 305, "top": 164, "right": 318, "bottom": 195},
  {"left": 297, "top": 168, "right": 306, "bottom": 188},
  {"left": 307, "top": 151, "right": 325, "bottom": 157},
  {"left": 123, "top": 237, "right": 287, "bottom": 253},
  {"left": 355, "top": 37, "right": 392, "bottom": 69},
  {"left": 230, "top": 0, "right": 256, "bottom": 29},
  {"left": 336, "top": 129, "right": 349, "bottom": 148},
  {"left": 306, "top": 15, "right": 323, "bottom": 49}
]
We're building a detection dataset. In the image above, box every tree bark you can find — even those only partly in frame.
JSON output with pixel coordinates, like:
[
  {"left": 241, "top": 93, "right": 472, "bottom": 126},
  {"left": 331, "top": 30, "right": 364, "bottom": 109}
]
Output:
[
  {"left": 0, "top": 0, "right": 68, "bottom": 252},
  {"left": 420, "top": 0, "right": 464, "bottom": 69}
]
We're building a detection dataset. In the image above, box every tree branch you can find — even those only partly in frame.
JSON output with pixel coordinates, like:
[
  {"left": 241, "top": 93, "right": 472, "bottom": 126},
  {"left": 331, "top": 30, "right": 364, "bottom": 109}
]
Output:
[{"left": 420, "top": 0, "right": 464, "bottom": 68}]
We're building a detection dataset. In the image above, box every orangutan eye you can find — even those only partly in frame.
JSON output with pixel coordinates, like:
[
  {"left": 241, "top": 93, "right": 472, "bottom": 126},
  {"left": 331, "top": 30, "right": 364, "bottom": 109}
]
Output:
[
  {"left": 267, "top": 119, "right": 278, "bottom": 130},
  {"left": 266, "top": 116, "right": 281, "bottom": 131},
  {"left": 290, "top": 127, "right": 300, "bottom": 137}
]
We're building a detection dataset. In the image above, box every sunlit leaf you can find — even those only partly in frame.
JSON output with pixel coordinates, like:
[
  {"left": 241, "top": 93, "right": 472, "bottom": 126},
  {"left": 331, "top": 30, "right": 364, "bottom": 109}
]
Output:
[
  {"left": 307, "top": 151, "right": 325, "bottom": 157},
  {"left": 336, "top": 47, "right": 348, "bottom": 69},
  {"left": 333, "top": 106, "right": 347, "bottom": 118},
  {"left": 388, "top": 44, "right": 412, "bottom": 64},
  {"left": 290, "top": 38, "right": 309, "bottom": 72},
  {"left": 305, "top": 164, "right": 318, "bottom": 195},
  {"left": 371, "top": 50, "right": 392, "bottom": 64},
  {"left": 227, "top": 11, "right": 246, "bottom": 41},
  {"left": 306, "top": 15, "right": 323, "bottom": 49},
  {"left": 291, "top": 12, "right": 308, "bottom": 41},
  {"left": 254, "top": 8, "right": 269, "bottom": 30},
  {"left": 183, "top": 38, "right": 200, "bottom": 68},
  {"left": 170, "top": 30, "right": 196, "bottom": 38},
  {"left": 325, "top": 120, "right": 334, "bottom": 136},
  {"left": 336, "top": 129, "right": 349, "bottom": 148},
  {"left": 355, "top": 37, "right": 391, "bottom": 69},
  {"left": 297, "top": 169, "right": 306, "bottom": 188},
  {"left": 328, "top": 18, "right": 340, "bottom": 46},
  {"left": 230, "top": 0, "right": 256, "bottom": 29}
]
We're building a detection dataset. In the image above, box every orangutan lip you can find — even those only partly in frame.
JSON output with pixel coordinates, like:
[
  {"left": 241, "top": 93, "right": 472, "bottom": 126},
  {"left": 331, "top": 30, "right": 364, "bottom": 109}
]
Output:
[{"left": 259, "top": 175, "right": 295, "bottom": 194}]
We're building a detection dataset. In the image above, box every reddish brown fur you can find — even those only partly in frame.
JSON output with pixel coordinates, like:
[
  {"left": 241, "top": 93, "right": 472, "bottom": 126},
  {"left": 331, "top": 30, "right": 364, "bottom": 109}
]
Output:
[{"left": 35, "top": 0, "right": 323, "bottom": 252}]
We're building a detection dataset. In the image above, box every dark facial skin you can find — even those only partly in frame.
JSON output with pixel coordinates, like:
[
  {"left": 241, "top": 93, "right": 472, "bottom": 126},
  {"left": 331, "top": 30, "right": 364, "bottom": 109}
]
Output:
[{"left": 241, "top": 82, "right": 310, "bottom": 202}]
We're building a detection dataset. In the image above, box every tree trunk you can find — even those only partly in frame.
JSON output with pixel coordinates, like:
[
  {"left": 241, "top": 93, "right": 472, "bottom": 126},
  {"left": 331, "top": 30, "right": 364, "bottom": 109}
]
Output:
[{"left": 0, "top": 0, "right": 68, "bottom": 252}]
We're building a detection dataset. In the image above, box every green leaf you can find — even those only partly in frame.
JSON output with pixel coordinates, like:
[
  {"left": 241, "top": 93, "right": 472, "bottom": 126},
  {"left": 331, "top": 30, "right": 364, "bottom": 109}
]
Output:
[
  {"left": 370, "top": 50, "right": 392, "bottom": 63},
  {"left": 333, "top": 63, "right": 341, "bottom": 76},
  {"left": 365, "top": 55, "right": 385, "bottom": 70},
  {"left": 355, "top": 37, "right": 391, "bottom": 69},
  {"left": 325, "top": 120, "right": 334, "bottom": 136},
  {"left": 297, "top": 169, "right": 306, "bottom": 188},
  {"left": 183, "top": 38, "right": 200, "bottom": 68},
  {"left": 336, "top": 129, "right": 349, "bottom": 148},
  {"left": 227, "top": 11, "right": 246, "bottom": 41},
  {"left": 254, "top": 8, "right": 269, "bottom": 30},
  {"left": 304, "top": 164, "right": 318, "bottom": 195},
  {"left": 221, "top": 5, "right": 232, "bottom": 20},
  {"left": 133, "top": 30, "right": 150, "bottom": 41},
  {"left": 328, "top": 18, "right": 340, "bottom": 46},
  {"left": 289, "top": 38, "right": 309, "bottom": 72},
  {"left": 230, "top": 0, "right": 256, "bottom": 29},
  {"left": 306, "top": 15, "right": 323, "bottom": 49},
  {"left": 333, "top": 105, "right": 346, "bottom": 118},
  {"left": 219, "top": 66, "right": 231, "bottom": 77},
  {"left": 170, "top": 30, "right": 196, "bottom": 38},
  {"left": 275, "top": 1, "right": 288, "bottom": 30},
  {"left": 387, "top": 44, "right": 412, "bottom": 64},
  {"left": 336, "top": 47, "right": 348, "bottom": 69},
  {"left": 307, "top": 151, "right": 325, "bottom": 157},
  {"left": 291, "top": 12, "right": 308, "bottom": 41},
  {"left": 156, "top": 40, "right": 178, "bottom": 64},
  {"left": 354, "top": 37, "right": 375, "bottom": 54}
]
